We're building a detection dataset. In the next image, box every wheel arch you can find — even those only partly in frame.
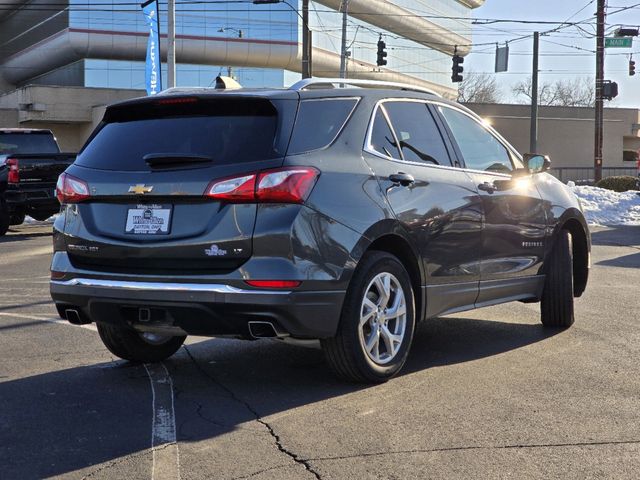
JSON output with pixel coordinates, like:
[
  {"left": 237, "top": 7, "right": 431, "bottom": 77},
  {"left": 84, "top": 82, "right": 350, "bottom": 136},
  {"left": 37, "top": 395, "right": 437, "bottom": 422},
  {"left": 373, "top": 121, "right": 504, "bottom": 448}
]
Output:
[{"left": 360, "top": 232, "right": 425, "bottom": 323}]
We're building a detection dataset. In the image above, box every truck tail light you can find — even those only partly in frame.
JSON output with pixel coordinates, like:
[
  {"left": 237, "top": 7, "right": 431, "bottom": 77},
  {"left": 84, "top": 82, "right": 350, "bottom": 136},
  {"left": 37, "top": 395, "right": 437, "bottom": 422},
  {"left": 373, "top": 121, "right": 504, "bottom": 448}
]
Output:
[
  {"left": 56, "top": 172, "right": 90, "bottom": 204},
  {"left": 6, "top": 157, "right": 19, "bottom": 184},
  {"left": 204, "top": 167, "right": 319, "bottom": 204}
]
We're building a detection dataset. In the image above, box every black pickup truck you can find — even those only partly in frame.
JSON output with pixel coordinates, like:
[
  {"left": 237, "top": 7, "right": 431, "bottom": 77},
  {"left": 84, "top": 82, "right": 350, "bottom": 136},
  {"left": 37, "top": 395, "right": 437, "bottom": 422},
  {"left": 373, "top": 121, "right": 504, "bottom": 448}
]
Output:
[{"left": 0, "top": 129, "right": 75, "bottom": 236}]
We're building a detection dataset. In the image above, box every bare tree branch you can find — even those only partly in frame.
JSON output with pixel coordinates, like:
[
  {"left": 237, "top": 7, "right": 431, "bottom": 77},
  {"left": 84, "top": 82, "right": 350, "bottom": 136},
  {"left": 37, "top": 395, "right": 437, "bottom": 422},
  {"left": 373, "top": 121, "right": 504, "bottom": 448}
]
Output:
[
  {"left": 511, "top": 77, "right": 594, "bottom": 107},
  {"left": 458, "top": 72, "right": 502, "bottom": 104}
]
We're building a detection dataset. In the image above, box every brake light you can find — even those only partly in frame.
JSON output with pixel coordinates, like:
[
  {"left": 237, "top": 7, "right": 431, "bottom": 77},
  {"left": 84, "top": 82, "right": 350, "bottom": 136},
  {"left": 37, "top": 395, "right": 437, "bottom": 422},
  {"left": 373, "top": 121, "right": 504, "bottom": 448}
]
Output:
[
  {"left": 6, "top": 157, "right": 19, "bottom": 184},
  {"left": 56, "top": 172, "right": 90, "bottom": 204},
  {"left": 244, "top": 280, "right": 301, "bottom": 289},
  {"left": 256, "top": 167, "right": 319, "bottom": 203},
  {"left": 204, "top": 167, "right": 319, "bottom": 204},
  {"left": 155, "top": 97, "right": 198, "bottom": 105},
  {"left": 205, "top": 174, "right": 256, "bottom": 202}
]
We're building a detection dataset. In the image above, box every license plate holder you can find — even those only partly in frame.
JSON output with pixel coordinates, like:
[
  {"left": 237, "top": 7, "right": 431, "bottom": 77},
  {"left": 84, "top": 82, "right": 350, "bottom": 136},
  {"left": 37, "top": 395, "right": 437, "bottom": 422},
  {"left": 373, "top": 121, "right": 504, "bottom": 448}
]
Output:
[{"left": 125, "top": 204, "right": 172, "bottom": 235}]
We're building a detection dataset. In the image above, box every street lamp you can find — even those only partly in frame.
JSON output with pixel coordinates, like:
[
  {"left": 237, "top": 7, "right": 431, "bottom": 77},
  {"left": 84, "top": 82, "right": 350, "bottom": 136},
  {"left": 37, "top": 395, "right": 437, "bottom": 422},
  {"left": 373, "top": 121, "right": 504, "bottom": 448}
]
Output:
[{"left": 218, "top": 27, "right": 244, "bottom": 79}]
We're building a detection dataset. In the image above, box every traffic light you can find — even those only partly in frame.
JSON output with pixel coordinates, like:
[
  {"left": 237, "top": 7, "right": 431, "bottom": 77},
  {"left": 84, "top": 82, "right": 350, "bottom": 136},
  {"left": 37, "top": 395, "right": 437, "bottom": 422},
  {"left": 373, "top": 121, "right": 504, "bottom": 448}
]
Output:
[
  {"left": 451, "top": 55, "right": 464, "bottom": 83},
  {"left": 630, "top": 59, "right": 636, "bottom": 76},
  {"left": 602, "top": 81, "right": 618, "bottom": 100},
  {"left": 376, "top": 39, "right": 387, "bottom": 67}
]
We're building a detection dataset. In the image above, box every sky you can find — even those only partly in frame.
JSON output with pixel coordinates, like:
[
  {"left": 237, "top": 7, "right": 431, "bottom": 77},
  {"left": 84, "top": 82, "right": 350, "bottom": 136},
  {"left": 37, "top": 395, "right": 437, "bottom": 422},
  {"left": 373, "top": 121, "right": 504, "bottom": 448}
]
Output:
[{"left": 467, "top": 0, "right": 640, "bottom": 108}]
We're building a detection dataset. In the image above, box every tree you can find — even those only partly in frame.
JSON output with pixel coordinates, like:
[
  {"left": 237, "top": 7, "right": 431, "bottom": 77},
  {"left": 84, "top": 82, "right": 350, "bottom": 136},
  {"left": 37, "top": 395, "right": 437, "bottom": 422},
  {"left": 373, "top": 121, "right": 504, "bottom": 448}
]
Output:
[
  {"left": 512, "top": 77, "right": 594, "bottom": 107},
  {"left": 457, "top": 72, "right": 502, "bottom": 104}
]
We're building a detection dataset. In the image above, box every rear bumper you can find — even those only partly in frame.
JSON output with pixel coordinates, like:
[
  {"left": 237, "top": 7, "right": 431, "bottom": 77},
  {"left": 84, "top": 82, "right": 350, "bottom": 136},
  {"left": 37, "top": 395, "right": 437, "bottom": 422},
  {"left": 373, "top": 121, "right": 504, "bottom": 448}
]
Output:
[
  {"left": 50, "top": 277, "right": 345, "bottom": 339},
  {"left": 5, "top": 187, "right": 58, "bottom": 212}
]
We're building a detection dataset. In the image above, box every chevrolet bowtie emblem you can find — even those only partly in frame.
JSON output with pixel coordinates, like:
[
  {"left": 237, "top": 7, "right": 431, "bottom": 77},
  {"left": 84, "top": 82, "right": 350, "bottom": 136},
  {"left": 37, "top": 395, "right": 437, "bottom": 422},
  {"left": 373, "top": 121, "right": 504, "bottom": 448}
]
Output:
[{"left": 128, "top": 184, "right": 153, "bottom": 195}]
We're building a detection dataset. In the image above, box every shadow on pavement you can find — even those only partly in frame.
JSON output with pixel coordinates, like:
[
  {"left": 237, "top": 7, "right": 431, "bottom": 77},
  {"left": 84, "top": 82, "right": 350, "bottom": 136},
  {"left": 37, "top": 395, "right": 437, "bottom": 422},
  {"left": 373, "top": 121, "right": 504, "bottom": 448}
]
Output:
[
  {"left": 0, "top": 228, "right": 52, "bottom": 243},
  {"left": 596, "top": 251, "right": 640, "bottom": 268},
  {"left": 590, "top": 225, "right": 640, "bottom": 247},
  {"left": 0, "top": 316, "right": 559, "bottom": 478}
]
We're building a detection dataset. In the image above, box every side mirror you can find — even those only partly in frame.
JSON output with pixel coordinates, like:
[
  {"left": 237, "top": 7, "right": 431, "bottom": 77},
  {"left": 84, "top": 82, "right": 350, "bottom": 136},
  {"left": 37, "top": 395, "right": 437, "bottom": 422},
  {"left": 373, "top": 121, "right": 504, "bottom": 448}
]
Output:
[{"left": 523, "top": 153, "right": 551, "bottom": 174}]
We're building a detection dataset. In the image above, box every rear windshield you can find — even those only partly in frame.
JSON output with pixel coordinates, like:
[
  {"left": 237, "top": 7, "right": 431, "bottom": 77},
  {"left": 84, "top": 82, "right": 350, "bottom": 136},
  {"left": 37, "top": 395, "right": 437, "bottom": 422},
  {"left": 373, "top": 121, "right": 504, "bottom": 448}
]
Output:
[
  {"left": 76, "top": 98, "right": 280, "bottom": 171},
  {"left": 0, "top": 133, "right": 59, "bottom": 155}
]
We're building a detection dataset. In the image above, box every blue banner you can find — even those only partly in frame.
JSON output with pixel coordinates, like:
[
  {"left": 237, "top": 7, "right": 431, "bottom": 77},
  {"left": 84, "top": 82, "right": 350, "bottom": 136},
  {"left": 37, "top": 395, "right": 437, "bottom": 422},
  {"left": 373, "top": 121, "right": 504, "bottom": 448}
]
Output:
[{"left": 141, "top": 0, "right": 162, "bottom": 95}]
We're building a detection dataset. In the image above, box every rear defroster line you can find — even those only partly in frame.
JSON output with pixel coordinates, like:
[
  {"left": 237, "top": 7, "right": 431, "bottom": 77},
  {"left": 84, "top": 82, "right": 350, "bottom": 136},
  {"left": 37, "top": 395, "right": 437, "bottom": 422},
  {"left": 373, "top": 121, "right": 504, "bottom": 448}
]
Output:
[{"left": 144, "top": 362, "right": 181, "bottom": 480}]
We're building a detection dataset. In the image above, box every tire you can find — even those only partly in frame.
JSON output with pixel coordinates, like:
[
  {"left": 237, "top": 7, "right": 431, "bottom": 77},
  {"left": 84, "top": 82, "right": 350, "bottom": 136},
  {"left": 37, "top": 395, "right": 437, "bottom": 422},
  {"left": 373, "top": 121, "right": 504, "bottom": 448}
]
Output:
[
  {"left": 9, "top": 213, "right": 25, "bottom": 226},
  {"left": 541, "top": 230, "right": 575, "bottom": 328},
  {"left": 321, "top": 251, "right": 416, "bottom": 383},
  {"left": 0, "top": 207, "right": 9, "bottom": 237},
  {"left": 97, "top": 323, "right": 186, "bottom": 363}
]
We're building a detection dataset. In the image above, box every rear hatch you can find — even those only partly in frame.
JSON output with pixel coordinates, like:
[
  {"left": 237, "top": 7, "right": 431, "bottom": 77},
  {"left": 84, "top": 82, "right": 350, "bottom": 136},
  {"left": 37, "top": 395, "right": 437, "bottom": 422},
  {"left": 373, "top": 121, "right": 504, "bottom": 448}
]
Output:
[{"left": 62, "top": 94, "right": 297, "bottom": 275}]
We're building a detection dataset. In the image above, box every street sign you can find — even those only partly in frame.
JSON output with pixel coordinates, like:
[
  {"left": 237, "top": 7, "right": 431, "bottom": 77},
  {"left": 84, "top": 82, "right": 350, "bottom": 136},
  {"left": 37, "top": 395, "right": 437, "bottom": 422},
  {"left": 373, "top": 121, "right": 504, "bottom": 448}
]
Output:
[
  {"left": 605, "top": 37, "right": 633, "bottom": 48},
  {"left": 495, "top": 45, "right": 509, "bottom": 73}
]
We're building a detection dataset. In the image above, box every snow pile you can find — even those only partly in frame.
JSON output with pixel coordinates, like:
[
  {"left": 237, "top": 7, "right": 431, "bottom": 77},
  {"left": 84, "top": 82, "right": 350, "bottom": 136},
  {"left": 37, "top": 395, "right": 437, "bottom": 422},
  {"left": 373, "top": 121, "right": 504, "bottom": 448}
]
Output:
[
  {"left": 24, "top": 214, "right": 58, "bottom": 225},
  {"left": 571, "top": 185, "right": 640, "bottom": 226}
]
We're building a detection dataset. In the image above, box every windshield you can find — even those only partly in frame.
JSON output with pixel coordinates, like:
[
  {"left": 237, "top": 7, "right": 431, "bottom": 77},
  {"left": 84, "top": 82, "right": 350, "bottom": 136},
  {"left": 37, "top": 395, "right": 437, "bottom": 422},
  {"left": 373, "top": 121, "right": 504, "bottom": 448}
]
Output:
[{"left": 0, "top": 133, "right": 59, "bottom": 155}]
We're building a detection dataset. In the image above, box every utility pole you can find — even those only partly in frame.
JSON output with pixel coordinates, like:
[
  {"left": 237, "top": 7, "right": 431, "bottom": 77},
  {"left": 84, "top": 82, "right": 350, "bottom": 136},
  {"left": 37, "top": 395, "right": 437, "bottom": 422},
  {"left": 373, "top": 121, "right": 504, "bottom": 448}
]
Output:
[
  {"left": 339, "top": 0, "right": 349, "bottom": 78},
  {"left": 167, "top": 0, "right": 176, "bottom": 88},
  {"left": 530, "top": 32, "right": 539, "bottom": 154},
  {"left": 302, "top": 0, "right": 310, "bottom": 78},
  {"left": 594, "top": 0, "right": 606, "bottom": 183}
]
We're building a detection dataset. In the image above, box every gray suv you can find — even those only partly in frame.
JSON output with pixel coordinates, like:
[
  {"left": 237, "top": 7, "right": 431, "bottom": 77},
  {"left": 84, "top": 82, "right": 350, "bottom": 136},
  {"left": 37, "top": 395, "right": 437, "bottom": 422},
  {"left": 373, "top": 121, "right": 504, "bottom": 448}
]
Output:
[{"left": 50, "top": 79, "right": 590, "bottom": 383}]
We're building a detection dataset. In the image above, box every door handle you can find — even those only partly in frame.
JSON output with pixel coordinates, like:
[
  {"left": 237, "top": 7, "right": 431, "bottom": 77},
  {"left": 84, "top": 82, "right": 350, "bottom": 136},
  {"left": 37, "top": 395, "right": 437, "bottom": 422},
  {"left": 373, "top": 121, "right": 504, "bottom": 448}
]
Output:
[
  {"left": 478, "top": 181, "right": 497, "bottom": 194},
  {"left": 389, "top": 172, "right": 415, "bottom": 187}
]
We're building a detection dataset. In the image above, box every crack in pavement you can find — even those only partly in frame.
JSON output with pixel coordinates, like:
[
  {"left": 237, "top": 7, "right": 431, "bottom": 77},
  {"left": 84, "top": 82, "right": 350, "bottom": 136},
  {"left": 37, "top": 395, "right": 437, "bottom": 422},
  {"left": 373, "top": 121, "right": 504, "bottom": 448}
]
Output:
[
  {"left": 224, "top": 439, "right": 640, "bottom": 479},
  {"left": 182, "top": 345, "right": 322, "bottom": 480},
  {"left": 302, "top": 439, "right": 640, "bottom": 463}
]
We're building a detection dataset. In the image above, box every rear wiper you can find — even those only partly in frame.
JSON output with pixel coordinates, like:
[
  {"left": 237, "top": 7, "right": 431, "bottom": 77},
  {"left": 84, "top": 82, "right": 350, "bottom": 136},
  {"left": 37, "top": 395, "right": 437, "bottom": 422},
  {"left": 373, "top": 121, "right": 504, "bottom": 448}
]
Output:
[{"left": 143, "top": 153, "right": 213, "bottom": 166}]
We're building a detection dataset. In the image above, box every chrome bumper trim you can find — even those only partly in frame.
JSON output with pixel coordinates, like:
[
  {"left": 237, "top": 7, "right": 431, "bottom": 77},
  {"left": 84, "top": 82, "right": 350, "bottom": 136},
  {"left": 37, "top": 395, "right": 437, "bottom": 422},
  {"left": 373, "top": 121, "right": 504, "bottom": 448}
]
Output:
[{"left": 50, "top": 278, "right": 292, "bottom": 295}]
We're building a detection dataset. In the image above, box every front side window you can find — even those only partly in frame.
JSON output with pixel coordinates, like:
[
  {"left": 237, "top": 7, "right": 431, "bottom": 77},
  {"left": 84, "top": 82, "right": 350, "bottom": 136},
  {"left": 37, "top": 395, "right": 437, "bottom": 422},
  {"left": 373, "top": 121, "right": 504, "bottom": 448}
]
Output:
[
  {"left": 439, "top": 106, "right": 513, "bottom": 173},
  {"left": 383, "top": 101, "right": 451, "bottom": 166},
  {"left": 369, "top": 108, "right": 401, "bottom": 158}
]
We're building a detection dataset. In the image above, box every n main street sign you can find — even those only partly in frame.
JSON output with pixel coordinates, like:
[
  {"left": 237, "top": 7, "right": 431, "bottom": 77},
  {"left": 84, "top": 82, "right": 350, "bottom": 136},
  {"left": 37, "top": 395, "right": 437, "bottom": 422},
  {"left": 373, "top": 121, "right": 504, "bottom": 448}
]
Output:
[{"left": 605, "top": 37, "right": 633, "bottom": 48}]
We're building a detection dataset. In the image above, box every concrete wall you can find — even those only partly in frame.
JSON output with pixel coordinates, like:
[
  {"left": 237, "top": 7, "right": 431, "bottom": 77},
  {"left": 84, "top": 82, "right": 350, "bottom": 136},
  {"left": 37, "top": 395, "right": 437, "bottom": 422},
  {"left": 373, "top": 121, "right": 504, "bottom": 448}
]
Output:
[
  {"left": 0, "top": 85, "right": 144, "bottom": 151},
  {"left": 466, "top": 103, "right": 640, "bottom": 170}
]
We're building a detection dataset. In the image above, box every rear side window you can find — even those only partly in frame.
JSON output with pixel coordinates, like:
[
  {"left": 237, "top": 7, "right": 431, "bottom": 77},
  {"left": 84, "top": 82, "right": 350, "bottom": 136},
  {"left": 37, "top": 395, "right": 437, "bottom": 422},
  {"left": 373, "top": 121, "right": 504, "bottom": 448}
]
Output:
[
  {"left": 439, "top": 106, "right": 513, "bottom": 173},
  {"left": 383, "top": 102, "right": 451, "bottom": 166},
  {"left": 287, "top": 98, "right": 359, "bottom": 154},
  {"left": 0, "top": 133, "right": 59, "bottom": 154},
  {"left": 369, "top": 108, "right": 401, "bottom": 158},
  {"left": 76, "top": 98, "right": 280, "bottom": 171}
]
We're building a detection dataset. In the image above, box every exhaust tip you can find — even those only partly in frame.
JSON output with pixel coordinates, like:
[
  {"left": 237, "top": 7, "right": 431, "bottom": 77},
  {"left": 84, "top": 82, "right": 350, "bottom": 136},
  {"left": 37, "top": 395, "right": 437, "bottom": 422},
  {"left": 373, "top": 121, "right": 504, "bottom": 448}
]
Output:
[
  {"left": 247, "top": 321, "right": 288, "bottom": 339},
  {"left": 65, "top": 309, "right": 91, "bottom": 325}
]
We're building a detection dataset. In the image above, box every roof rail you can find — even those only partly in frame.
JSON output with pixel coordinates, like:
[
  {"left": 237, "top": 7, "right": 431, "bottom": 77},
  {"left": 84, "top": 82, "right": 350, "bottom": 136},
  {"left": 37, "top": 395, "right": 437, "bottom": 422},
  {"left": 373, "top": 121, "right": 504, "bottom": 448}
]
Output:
[{"left": 289, "top": 78, "right": 441, "bottom": 97}]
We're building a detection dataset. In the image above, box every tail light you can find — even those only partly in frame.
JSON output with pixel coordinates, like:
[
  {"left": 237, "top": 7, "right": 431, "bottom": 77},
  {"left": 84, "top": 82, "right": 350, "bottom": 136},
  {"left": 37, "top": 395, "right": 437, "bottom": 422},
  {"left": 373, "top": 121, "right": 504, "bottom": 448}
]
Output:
[
  {"left": 56, "top": 172, "right": 90, "bottom": 204},
  {"left": 6, "top": 157, "right": 19, "bottom": 184},
  {"left": 204, "top": 167, "right": 319, "bottom": 204}
]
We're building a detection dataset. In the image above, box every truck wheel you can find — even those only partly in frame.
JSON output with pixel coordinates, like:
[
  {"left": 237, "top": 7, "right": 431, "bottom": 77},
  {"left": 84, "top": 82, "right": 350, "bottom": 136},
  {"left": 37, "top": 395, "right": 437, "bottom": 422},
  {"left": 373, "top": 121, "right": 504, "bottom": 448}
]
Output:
[
  {"left": 0, "top": 208, "right": 9, "bottom": 236},
  {"left": 97, "top": 323, "right": 186, "bottom": 363},
  {"left": 321, "top": 251, "right": 415, "bottom": 383},
  {"left": 10, "top": 213, "right": 25, "bottom": 226},
  {"left": 541, "top": 230, "right": 575, "bottom": 328}
]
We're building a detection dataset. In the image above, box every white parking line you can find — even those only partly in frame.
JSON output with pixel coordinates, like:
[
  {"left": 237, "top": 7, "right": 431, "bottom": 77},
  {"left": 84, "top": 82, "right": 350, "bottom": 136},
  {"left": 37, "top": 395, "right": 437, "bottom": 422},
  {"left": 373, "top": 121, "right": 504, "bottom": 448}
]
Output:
[{"left": 144, "top": 363, "right": 181, "bottom": 480}]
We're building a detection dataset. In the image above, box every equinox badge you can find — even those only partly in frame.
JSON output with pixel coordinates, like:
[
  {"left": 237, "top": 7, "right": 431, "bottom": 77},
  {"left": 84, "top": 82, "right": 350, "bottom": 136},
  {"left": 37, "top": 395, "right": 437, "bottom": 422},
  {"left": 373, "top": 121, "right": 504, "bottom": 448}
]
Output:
[{"left": 128, "top": 184, "right": 153, "bottom": 195}]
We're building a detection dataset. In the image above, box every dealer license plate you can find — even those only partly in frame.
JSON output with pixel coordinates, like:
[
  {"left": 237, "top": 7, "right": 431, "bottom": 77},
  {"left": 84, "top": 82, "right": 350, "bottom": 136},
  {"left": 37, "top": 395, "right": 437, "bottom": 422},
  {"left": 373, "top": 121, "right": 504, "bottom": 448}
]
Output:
[{"left": 125, "top": 204, "right": 172, "bottom": 235}]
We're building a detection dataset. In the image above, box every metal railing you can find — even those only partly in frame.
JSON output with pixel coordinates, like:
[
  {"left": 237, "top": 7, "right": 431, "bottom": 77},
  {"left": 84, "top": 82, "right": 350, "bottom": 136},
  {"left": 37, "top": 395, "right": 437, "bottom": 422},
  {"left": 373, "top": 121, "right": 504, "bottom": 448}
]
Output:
[{"left": 549, "top": 166, "right": 638, "bottom": 184}]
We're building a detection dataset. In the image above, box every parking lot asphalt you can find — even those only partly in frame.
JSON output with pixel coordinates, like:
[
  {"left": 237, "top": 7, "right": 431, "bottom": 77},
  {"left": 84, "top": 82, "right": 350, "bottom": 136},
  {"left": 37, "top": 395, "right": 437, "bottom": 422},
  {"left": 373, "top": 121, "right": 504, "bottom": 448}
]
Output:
[{"left": 1, "top": 223, "right": 639, "bottom": 480}]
